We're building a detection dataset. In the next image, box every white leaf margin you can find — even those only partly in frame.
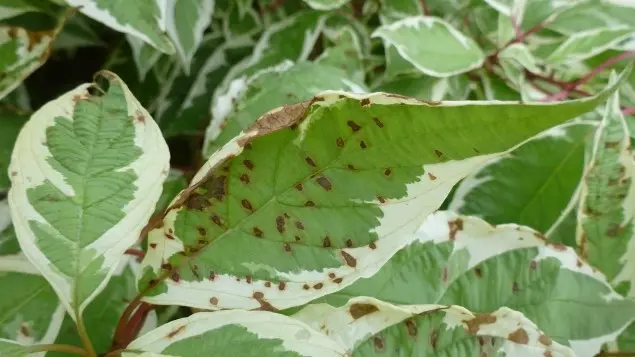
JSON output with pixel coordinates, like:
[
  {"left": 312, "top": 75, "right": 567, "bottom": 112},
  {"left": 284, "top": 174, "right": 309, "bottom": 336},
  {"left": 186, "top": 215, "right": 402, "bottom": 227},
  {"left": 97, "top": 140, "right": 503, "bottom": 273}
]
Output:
[
  {"left": 7, "top": 72, "right": 171, "bottom": 320},
  {"left": 371, "top": 16, "right": 485, "bottom": 78},
  {"left": 293, "top": 296, "right": 576, "bottom": 357},
  {"left": 123, "top": 310, "right": 348, "bottom": 357}
]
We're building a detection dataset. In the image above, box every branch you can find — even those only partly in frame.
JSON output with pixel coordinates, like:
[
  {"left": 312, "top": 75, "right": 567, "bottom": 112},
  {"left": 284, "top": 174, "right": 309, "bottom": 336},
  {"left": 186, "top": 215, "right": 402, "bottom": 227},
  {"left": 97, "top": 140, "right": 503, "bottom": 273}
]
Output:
[{"left": 574, "top": 50, "right": 635, "bottom": 88}]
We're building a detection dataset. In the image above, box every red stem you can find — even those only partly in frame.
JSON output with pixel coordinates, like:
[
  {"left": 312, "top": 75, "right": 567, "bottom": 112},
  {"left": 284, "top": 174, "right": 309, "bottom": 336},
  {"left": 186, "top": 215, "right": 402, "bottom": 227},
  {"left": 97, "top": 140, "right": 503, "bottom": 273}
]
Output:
[
  {"left": 124, "top": 248, "right": 145, "bottom": 262},
  {"left": 574, "top": 50, "right": 635, "bottom": 87},
  {"left": 623, "top": 107, "right": 635, "bottom": 116},
  {"left": 420, "top": 0, "right": 430, "bottom": 15}
]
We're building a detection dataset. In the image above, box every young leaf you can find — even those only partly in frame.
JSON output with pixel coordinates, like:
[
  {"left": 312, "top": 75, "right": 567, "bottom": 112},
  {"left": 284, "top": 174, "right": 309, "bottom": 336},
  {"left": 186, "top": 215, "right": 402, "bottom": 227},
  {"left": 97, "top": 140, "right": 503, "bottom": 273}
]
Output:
[
  {"left": 164, "top": 0, "right": 215, "bottom": 74},
  {"left": 62, "top": 0, "right": 175, "bottom": 54},
  {"left": 140, "top": 77, "right": 623, "bottom": 312},
  {"left": 0, "top": 254, "right": 65, "bottom": 355},
  {"left": 547, "top": 27, "right": 635, "bottom": 65},
  {"left": 449, "top": 123, "right": 594, "bottom": 236},
  {"left": 0, "top": 26, "right": 54, "bottom": 101},
  {"left": 372, "top": 16, "right": 485, "bottom": 77},
  {"left": 7, "top": 71, "right": 170, "bottom": 321},
  {"left": 310, "top": 211, "right": 635, "bottom": 356},
  {"left": 576, "top": 92, "right": 635, "bottom": 294},
  {"left": 122, "top": 310, "right": 347, "bottom": 356},
  {"left": 204, "top": 61, "right": 367, "bottom": 156},
  {"left": 293, "top": 296, "right": 575, "bottom": 356}
]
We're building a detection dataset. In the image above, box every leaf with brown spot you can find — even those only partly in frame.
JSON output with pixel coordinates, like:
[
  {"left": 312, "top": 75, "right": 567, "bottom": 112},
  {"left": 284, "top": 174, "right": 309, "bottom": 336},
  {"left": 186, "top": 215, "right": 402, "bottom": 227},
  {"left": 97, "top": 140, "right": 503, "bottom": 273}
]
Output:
[{"left": 349, "top": 303, "right": 379, "bottom": 319}]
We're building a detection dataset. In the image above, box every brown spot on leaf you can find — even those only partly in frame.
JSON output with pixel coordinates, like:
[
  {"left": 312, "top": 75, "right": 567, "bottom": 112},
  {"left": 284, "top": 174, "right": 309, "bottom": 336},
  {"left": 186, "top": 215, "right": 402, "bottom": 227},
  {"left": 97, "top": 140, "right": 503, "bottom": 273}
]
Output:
[
  {"left": 202, "top": 175, "right": 227, "bottom": 201},
  {"left": 314, "top": 283, "right": 323, "bottom": 289},
  {"left": 253, "top": 291, "right": 278, "bottom": 312},
  {"left": 241, "top": 199, "right": 253, "bottom": 211},
  {"left": 430, "top": 329, "right": 438, "bottom": 349},
  {"left": 240, "top": 174, "right": 250, "bottom": 184},
  {"left": 210, "top": 297, "right": 218, "bottom": 305},
  {"left": 276, "top": 216, "right": 285, "bottom": 233},
  {"left": 448, "top": 218, "right": 464, "bottom": 240},
  {"left": 360, "top": 98, "right": 371, "bottom": 106},
  {"left": 328, "top": 272, "right": 336, "bottom": 278},
  {"left": 283, "top": 243, "right": 292, "bottom": 252},
  {"left": 529, "top": 260, "right": 537, "bottom": 270},
  {"left": 474, "top": 267, "right": 482, "bottom": 278},
  {"left": 605, "top": 141, "right": 620, "bottom": 149},
  {"left": 374, "top": 336, "right": 384, "bottom": 350},
  {"left": 278, "top": 281, "right": 286, "bottom": 290},
  {"left": 295, "top": 183, "right": 303, "bottom": 191},
  {"left": 428, "top": 172, "right": 437, "bottom": 180},
  {"left": 347, "top": 164, "right": 356, "bottom": 170},
  {"left": 384, "top": 168, "right": 392, "bottom": 176},
  {"left": 405, "top": 319, "right": 418, "bottom": 337},
  {"left": 466, "top": 314, "right": 497, "bottom": 334},
  {"left": 303, "top": 284, "right": 310, "bottom": 290},
  {"left": 349, "top": 303, "right": 379, "bottom": 319},
  {"left": 538, "top": 334, "right": 552, "bottom": 346},
  {"left": 346, "top": 239, "right": 353, "bottom": 248},
  {"left": 167, "top": 325, "right": 186, "bottom": 339},
  {"left": 295, "top": 221, "right": 305, "bottom": 230},
  {"left": 19, "top": 324, "right": 31, "bottom": 337},
  {"left": 149, "top": 243, "right": 157, "bottom": 249},
  {"left": 347, "top": 120, "right": 361, "bottom": 132},
  {"left": 246, "top": 276, "right": 252, "bottom": 284},
  {"left": 211, "top": 214, "right": 222, "bottom": 226},
  {"left": 533, "top": 232, "right": 547, "bottom": 241},
  {"left": 545, "top": 352, "right": 553, "bottom": 357},
  {"left": 442, "top": 267, "right": 448, "bottom": 282},
  {"left": 473, "top": 147, "right": 481, "bottom": 154},
  {"left": 369, "top": 242, "right": 377, "bottom": 249},
  {"left": 170, "top": 271, "right": 180, "bottom": 282},
  {"left": 265, "top": 281, "right": 271, "bottom": 287},
  {"left": 333, "top": 277, "right": 343, "bottom": 283},
  {"left": 323, "top": 237, "right": 332, "bottom": 248},
  {"left": 377, "top": 196, "right": 386, "bottom": 203},
  {"left": 512, "top": 281, "right": 520, "bottom": 293},
  {"left": 305, "top": 157, "right": 317, "bottom": 167},
  {"left": 243, "top": 160, "right": 254, "bottom": 170},
  {"left": 360, "top": 141, "right": 367, "bottom": 149},
  {"left": 253, "top": 227, "right": 264, "bottom": 238},
  {"left": 136, "top": 114, "right": 145, "bottom": 123},
  {"left": 186, "top": 193, "right": 211, "bottom": 211},
  {"left": 316, "top": 176, "right": 332, "bottom": 190},
  {"left": 434, "top": 149, "right": 444, "bottom": 158},
  {"left": 551, "top": 243, "right": 567, "bottom": 251},
  {"left": 209, "top": 271, "right": 216, "bottom": 281},
  {"left": 304, "top": 200, "right": 315, "bottom": 207},
  {"left": 197, "top": 226, "right": 206, "bottom": 235},
  {"left": 607, "top": 224, "right": 624, "bottom": 237},
  {"left": 336, "top": 137, "right": 344, "bottom": 147},
  {"left": 373, "top": 117, "right": 384, "bottom": 128},
  {"left": 508, "top": 328, "right": 529, "bottom": 344},
  {"left": 341, "top": 251, "right": 357, "bottom": 267},
  {"left": 294, "top": 236, "right": 301, "bottom": 241}
]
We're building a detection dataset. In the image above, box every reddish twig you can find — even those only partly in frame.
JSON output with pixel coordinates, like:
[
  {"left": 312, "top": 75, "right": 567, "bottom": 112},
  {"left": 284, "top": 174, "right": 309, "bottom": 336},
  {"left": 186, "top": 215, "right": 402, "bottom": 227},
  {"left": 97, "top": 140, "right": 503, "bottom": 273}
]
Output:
[
  {"left": 574, "top": 50, "right": 635, "bottom": 87},
  {"left": 623, "top": 107, "right": 635, "bottom": 116},
  {"left": 420, "top": 0, "right": 430, "bottom": 15}
]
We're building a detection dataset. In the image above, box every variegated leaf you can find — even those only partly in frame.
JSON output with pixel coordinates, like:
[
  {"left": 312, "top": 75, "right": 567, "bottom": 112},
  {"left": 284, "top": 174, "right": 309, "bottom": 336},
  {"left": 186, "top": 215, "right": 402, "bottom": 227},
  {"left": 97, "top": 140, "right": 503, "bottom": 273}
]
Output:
[
  {"left": 317, "top": 26, "right": 366, "bottom": 84},
  {"left": 303, "top": 0, "right": 349, "bottom": 10},
  {"left": 576, "top": 92, "right": 635, "bottom": 294},
  {"left": 164, "top": 0, "right": 215, "bottom": 74},
  {"left": 372, "top": 16, "right": 485, "bottom": 77},
  {"left": 122, "top": 310, "right": 347, "bottom": 357},
  {"left": 0, "top": 27, "right": 53, "bottom": 101},
  {"left": 547, "top": 26, "right": 635, "bottom": 65},
  {"left": 293, "top": 296, "right": 574, "bottom": 356},
  {"left": 203, "top": 60, "right": 367, "bottom": 156},
  {"left": 139, "top": 77, "right": 622, "bottom": 312},
  {"left": 0, "top": 339, "right": 31, "bottom": 357},
  {"left": 127, "top": 35, "right": 163, "bottom": 81},
  {"left": 62, "top": 0, "right": 175, "bottom": 54},
  {"left": 8, "top": 71, "right": 170, "bottom": 321},
  {"left": 310, "top": 211, "right": 635, "bottom": 357}
]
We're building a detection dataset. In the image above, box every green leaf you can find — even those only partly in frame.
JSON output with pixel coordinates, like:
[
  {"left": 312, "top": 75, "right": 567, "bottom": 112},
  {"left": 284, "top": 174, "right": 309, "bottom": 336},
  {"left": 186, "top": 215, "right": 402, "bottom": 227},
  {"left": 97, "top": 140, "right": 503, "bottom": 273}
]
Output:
[
  {"left": 221, "top": 3, "right": 262, "bottom": 40},
  {"left": 576, "top": 92, "right": 635, "bottom": 293},
  {"left": 152, "top": 34, "right": 254, "bottom": 137},
  {"left": 63, "top": 0, "right": 175, "bottom": 54},
  {"left": 127, "top": 35, "right": 163, "bottom": 81},
  {"left": 0, "top": 339, "right": 30, "bottom": 357},
  {"left": 0, "top": 254, "right": 64, "bottom": 352},
  {"left": 53, "top": 14, "right": 105, "bottom": 51},
  {"left": 203, "top": 61, "right": 367, "bottom": 156},
  {"left": 49, "top": 258, "right": 157, "bottom": 356},
  {"left": 449, "top": 123, "right": 593, "bottom": 235},
  {"left": 7, "top": 71, "right": 170, "bottom": 320},
  {"left": 0, "top": 26, "right": 53, "bottom": 101},
  {"left": 499, "top": 43, "right": 543, "bottom": 74},
  {"left": 372, "top": 16, "right": 485, "bottom": 77},
  {"left": 164, "top": 0, "right": 215, "bottom": 74},
  {"left": 378, "top": 0, "right": 423, "bottom": 23},
  {"left": 310, "top": 211, "right": 635, "bottom": 356},
  {"left": 303, "top": 0, "right": 349, "bottom": 11},
  {"left": 139, "top": 75, "right": 624, "bottom": 312},
  {"left": 317, "top": 26, "right": 366, "bottom": 84},
  {"left": 547, "top": 27, "right": 635, "bottom": 65},
  {"left": 548, "top": 1, "right": 635, "bottom": 35},
  {"left": 0, "top": 0, "right": 48, "bottom": 21},
  {"left": 123, "top": 310, "right": 347, "bottom": 356},
  {"left": 293, "top": 296, "right": 575, "bottom": 356},
  {"left": 0, "top": 108, "right": 27, "bottom": 191},
  {"left": 373, "top": 75, "right": 449, "bottom": 101}
]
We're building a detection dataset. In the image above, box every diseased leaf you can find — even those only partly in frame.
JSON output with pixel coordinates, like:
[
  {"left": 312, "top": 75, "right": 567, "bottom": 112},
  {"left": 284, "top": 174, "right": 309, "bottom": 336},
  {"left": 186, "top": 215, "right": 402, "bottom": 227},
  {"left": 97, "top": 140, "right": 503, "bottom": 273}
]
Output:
[
  {"left": 449, "top": 123, "right": 594, "bottom": 235},
  {"left": 204, "top": 61, "right": 367, "bottom": 156},
  {"left": 164, "top": 0, "right": 215, "bottom": 74},
  {"left": 62, "top": 0, "right": 175, "bottom": 54},
  {"left": 372, "top": 16, "right": 485, "bottom": 77},
  {"left": 139, "top": 75, "right": 624, "bottom": 312},
  {"left": 7, "top": 71, "right": 170, "bottom": 320},
  {"left": 293, "top": 296, "right": 575, "bottom": 356},
  {"left": 0, "top": 26, "right": 53, "bottom": 101},
  {"left": 155, "top": 170, "right": 188, "bottom": 214},
  {"left": 547, "top": 27, "right": 635, "bottom": 65},
  {"left": 309, "top": 211, "right": 635, "bottom": 357},
  {"left": 577, "top": 92, "right": 635, "bottom": 294},
  {"left": 122, "top": 310, "right": 347, "bottom": 357},
  {"left": 0, "top": 254, "right": 65, "bottom": 356}
]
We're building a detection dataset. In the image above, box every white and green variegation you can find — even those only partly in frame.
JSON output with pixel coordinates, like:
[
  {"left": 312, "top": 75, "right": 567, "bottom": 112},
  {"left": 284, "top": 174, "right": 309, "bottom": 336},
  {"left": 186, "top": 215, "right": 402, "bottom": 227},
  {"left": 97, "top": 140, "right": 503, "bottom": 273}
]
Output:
[
  {"left": 547, "top": 26, "right": 635, "bottom": 65},
  {"left": 122, "top": 310, "right": 348, "bottom": 357},
  {"left": 7, "top": 71, "right": 170, "bottom": 321},
  {"left": 372, "top": 16, "right": 485, "bottom": 77}
]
